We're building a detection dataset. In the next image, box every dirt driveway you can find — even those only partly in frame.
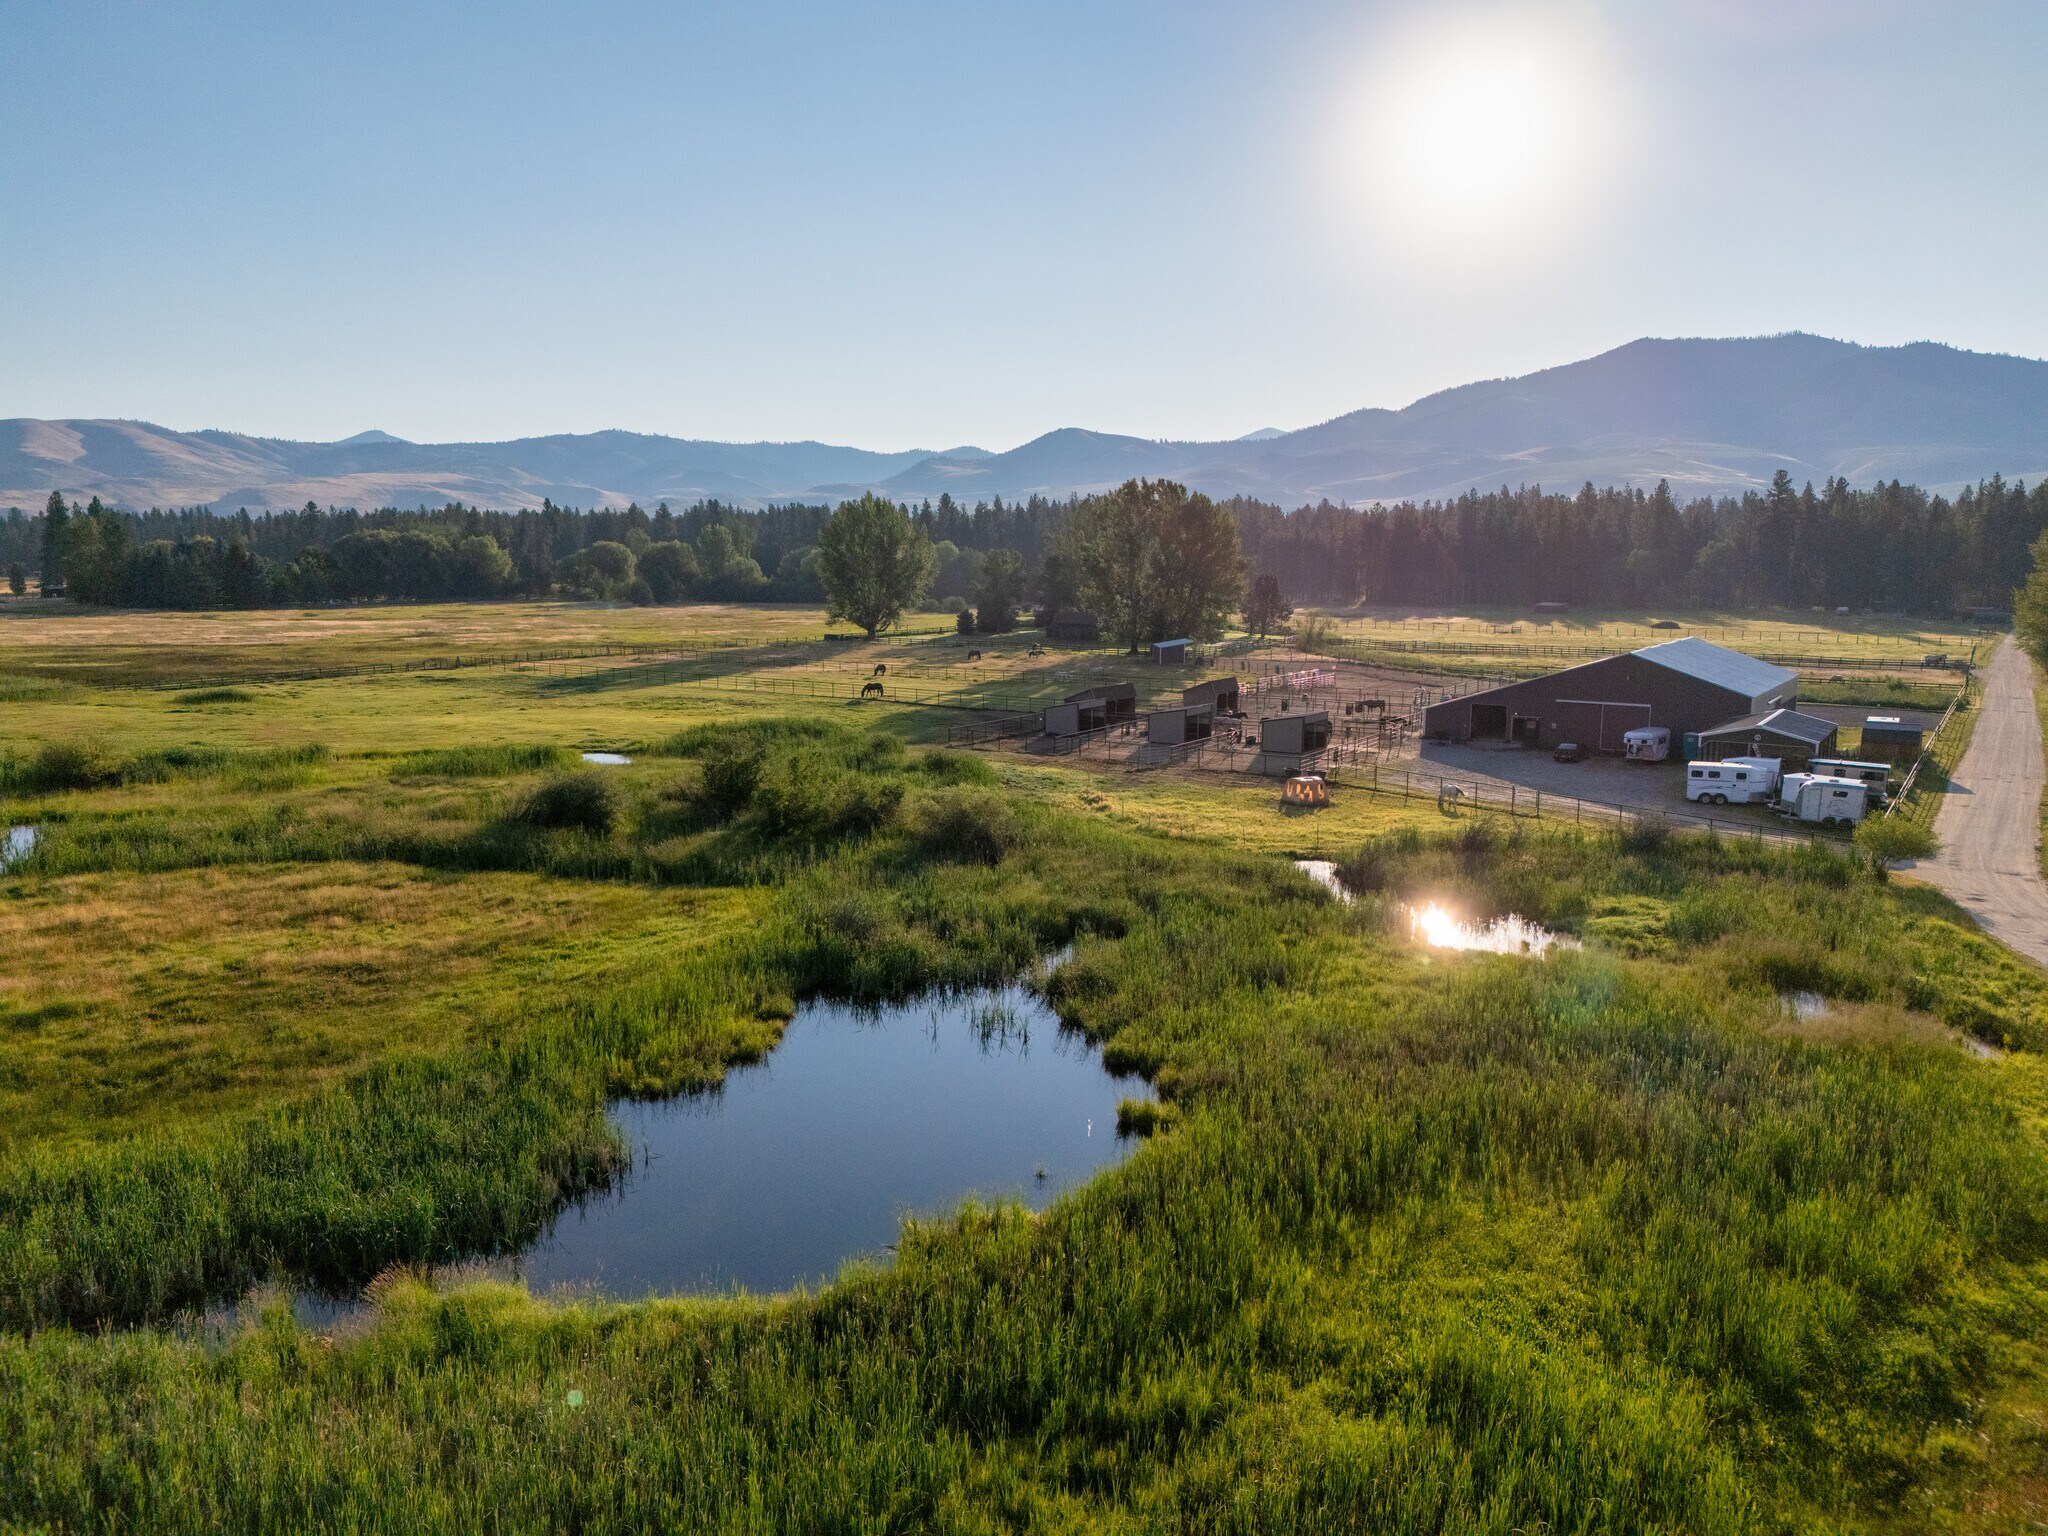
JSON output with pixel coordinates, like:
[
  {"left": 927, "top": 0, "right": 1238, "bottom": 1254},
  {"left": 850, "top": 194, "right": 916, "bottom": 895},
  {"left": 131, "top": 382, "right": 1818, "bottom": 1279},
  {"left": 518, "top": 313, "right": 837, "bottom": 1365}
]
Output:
[{"left": 1920, "top": 637, "right": 2048, "bottom": 969}]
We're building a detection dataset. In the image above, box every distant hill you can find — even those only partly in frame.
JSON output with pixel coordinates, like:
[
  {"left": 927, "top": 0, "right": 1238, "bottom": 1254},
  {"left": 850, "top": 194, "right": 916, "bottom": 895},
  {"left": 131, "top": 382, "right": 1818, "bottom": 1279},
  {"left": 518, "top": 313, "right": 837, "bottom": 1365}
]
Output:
[{"left": 6, "top": 335, "right": 2045, "bottom": 512}]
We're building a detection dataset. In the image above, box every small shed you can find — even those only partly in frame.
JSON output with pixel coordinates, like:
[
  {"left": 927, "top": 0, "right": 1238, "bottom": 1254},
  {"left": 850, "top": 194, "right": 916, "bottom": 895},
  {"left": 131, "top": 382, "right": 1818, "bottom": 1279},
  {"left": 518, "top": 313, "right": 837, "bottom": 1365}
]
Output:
[
  {"left": 1697, "top": 707, "right": 1839, "bottom": 770},
  {"left": 1256, "top": 710, "right": 1333, "bottom": 775},
  {"left": 1146, "top": 702, "right": 1216, "bottom": 747},
  {"left": 1048, "top": 610, "right": 1101, "bottom": 643},
  {"left": 1181, "top": 677, "right": 1241, "bottom": 714},
  {"left": 1859, "top": 715, "right": 1925, "bottom": 762},
  {"left": 1042, "top": 681, "right": 1137, "bottom": 738},
  {"left": 1151, "top": 638, "right": 1191, "bottom": 665}
]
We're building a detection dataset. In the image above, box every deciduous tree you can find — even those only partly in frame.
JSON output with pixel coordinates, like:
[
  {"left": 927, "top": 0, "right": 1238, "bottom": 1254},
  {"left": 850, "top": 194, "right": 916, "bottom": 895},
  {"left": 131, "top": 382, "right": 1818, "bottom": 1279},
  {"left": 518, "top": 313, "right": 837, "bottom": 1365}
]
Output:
[
  {"left": 974, "top": 548, "right": 1026, "bottom": 633},
  {"left": 816, "top": 494, "right": 936, "bottom": 639},
  {"left": 1242, "top": 574, "right": 1293, "bottom": 638}
]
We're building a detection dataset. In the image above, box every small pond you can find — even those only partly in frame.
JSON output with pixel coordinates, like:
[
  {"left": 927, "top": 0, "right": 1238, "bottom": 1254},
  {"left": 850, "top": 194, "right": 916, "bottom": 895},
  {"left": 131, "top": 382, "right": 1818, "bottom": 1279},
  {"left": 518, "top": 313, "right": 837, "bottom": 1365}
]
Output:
[
  {"left": 580, "top": 751, "right": 632, "bottom": 765},
  {"left": 1409, "top": 901, "right": 1578, "bottom": 956},
  {"left": 2, "top": 826, "right": 38, "bottom": 871},
  {"left": 1294, "top": 859, "right": 1350, "bottom": 901},
  {"left": 1293, "top": 862, "right": 1577, "bottom": 956},
  {"left": 215, "top": 977, "right": 1148, "bottom": 1326},
  {"left": 526, "top": 982, "right": 1146, "bottom": 1297}
]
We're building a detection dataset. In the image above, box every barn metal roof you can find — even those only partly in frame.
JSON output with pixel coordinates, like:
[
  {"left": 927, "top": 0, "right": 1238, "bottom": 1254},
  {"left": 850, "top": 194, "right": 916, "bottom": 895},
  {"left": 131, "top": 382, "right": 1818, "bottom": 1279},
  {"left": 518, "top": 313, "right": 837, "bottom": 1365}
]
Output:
[
  {"left": 1698, "top": 707, "right": 1838, "bottom": 746},
  {"left": 1631, "top": 637, "right": 1797, "bottom": 699}
]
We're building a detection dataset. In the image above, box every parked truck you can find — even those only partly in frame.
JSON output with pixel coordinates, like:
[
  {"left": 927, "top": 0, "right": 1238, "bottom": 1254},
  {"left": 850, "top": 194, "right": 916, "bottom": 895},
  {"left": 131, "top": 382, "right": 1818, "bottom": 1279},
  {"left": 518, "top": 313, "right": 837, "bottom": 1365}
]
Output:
[{"left": 1777, "top": 773, "right": 1871, "bottom": 827}]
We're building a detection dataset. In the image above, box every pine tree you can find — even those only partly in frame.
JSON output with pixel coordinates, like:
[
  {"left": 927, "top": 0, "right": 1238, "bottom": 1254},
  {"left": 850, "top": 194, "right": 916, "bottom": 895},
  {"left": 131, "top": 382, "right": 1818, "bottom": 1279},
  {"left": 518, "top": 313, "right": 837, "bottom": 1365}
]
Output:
[{"left": 39, "top": 491, "right": 70, "bottom": 593}]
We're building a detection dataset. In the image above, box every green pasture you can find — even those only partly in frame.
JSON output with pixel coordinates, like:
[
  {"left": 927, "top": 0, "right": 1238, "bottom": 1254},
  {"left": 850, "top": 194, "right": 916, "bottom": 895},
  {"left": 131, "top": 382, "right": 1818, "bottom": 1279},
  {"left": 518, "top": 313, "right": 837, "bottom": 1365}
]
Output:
[{"left": 1, "top": 611, "right": 2046, "bottom": 1531}]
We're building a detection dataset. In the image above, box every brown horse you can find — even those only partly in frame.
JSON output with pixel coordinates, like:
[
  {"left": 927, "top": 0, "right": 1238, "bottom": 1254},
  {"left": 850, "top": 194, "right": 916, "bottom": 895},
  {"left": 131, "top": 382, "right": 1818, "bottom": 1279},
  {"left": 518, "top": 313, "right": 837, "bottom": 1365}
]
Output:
[{"left": 860, "top": 680, "right": 884, "bottom": 699}]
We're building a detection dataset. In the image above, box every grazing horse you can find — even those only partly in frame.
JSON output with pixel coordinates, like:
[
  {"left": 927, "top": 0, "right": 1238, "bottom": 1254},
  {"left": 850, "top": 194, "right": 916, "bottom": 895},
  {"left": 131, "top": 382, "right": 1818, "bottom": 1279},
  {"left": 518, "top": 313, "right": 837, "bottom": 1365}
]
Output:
[
  {"left": 966, "top": 649, "right": 982, "bottom": 661},
  {"left": 860, "top": 680, "right": 884, "bottom": 699},
  {"left": 871, "top": 662, "right": 887, "bottom": 677},
  {"left": 1362, "top": 696, "right": 1386, "bottom": 714},
  {"left": 1027, "top": 643, "right": 1044, "bottom": 656}
]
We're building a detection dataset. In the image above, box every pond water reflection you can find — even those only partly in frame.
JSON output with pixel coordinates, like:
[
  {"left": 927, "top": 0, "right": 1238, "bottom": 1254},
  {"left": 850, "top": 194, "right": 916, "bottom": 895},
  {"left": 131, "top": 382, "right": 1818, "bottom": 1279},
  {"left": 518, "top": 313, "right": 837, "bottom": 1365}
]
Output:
[{"left": 521, "top": 983, "right": 1148, "bottom": 1298}]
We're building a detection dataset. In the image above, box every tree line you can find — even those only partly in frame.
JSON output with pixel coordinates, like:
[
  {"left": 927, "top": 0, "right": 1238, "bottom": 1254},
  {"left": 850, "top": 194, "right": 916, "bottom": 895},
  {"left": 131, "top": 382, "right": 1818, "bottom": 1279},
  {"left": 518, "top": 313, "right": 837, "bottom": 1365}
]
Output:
[
  {"left": 8, "top": 468, "right": 2040, "bottom": 620},
  {"left": 1229, "top": 472, "right": 2044, "bottom": 612}
]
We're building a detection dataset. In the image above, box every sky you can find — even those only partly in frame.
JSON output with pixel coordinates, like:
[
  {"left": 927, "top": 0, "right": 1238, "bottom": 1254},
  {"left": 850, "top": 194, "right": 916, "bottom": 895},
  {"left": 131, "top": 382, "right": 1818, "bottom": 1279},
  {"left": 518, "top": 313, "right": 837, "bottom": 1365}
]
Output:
[{"left": 3, "top": 0, "right": 2045, "bottom": 451}]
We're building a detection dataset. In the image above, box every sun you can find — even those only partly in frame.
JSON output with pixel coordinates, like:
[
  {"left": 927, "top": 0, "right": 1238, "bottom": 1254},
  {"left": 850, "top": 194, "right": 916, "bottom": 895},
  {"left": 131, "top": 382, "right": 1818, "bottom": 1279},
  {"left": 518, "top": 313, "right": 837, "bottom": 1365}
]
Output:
[{"left": 1348, "top": 12, "right": 1608, "bottom": 239}]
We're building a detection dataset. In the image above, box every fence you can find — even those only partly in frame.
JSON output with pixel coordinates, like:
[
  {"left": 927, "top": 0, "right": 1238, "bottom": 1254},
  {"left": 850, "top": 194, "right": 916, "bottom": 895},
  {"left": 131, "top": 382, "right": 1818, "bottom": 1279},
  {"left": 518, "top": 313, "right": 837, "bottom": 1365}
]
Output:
[
  {"left": 1883, "top": 678, "right": 1973, "bottom": 821},
  {"left": 1317, "top": 759, "right": 1829, "bottom": 846}
]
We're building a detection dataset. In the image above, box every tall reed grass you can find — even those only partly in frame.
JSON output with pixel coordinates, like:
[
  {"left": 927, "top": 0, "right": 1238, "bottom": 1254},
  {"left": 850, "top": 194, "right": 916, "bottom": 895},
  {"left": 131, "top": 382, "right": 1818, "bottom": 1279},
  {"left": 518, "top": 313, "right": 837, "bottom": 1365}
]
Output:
[{"left": 5, "top": 723, "right": 2047, "bottom": 1530}]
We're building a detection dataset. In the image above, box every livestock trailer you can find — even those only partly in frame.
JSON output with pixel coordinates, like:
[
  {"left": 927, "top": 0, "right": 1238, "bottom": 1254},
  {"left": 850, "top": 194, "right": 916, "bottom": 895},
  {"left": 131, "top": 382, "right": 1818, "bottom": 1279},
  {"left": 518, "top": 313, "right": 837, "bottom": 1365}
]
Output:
[
  {"left": 1685, "top": 757, "right": 1780, "bottom": 805},
  {"left": 1622, "top": 726, "right": 1671, "bottom": 762},
  {"left": 1778, "top": 774, "right": 1870, "bottom": 827}
]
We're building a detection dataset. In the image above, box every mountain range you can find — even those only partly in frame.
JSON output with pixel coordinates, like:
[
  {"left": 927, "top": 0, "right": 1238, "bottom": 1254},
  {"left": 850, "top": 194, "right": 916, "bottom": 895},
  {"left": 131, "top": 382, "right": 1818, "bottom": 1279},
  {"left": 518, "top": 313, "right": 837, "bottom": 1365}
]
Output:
[{"left": 6, "top": 334, "right": 2045, "bottom": 514}]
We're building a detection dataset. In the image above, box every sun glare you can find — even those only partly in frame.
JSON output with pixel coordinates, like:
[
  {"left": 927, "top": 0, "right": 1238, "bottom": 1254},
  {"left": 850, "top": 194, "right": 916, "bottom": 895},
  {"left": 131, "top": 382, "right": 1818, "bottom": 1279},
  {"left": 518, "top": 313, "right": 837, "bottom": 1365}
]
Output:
[{"left": 1347, "top": 12, "right": 1611, "bottom": 243}]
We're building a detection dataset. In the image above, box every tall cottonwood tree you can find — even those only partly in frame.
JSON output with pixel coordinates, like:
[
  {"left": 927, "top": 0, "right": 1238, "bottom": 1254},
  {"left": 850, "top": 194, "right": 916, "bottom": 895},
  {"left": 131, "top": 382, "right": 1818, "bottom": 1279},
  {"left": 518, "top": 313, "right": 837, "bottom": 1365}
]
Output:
[
  {"left": 1054, "top": 479, "right": 1244, "bottom": 651},
  {"left": 1242, "top": 573, "right": 1293, "bottom": 638},
  {"left": 816, "top": 493, "right": 936, "bottom": 639}
]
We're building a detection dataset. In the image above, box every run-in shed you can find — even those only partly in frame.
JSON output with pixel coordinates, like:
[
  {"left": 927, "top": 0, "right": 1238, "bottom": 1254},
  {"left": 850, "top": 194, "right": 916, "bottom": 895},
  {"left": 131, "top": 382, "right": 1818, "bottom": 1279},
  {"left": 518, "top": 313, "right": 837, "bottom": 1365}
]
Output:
[
  {"left": 1696, "top": 707, "right": 1839, "bottom": 770},
  {"left": 1181, "top": 677, "right": 1241, "bottom": 713},
  {"left": 1859, "top": 715, "right": 1925, "bottom": 762},
  {"left": 1256, "top": 710, "right": 1333, "bottom": 775}
]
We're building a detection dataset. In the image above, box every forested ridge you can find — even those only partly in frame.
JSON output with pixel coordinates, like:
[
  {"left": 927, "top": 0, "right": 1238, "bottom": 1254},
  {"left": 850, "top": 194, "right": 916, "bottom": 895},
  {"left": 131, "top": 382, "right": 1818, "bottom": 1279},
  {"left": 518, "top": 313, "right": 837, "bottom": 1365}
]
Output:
[{"left": 5, "top": 468, "right": 2040, "bottom": 614}]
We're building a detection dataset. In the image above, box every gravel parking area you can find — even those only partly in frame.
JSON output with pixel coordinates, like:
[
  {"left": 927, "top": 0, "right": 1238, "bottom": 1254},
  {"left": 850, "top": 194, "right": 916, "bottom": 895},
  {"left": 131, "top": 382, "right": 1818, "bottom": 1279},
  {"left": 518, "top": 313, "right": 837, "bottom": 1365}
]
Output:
[{"left": 1409, "top": 739, "right": 1779, "bottom": 826}]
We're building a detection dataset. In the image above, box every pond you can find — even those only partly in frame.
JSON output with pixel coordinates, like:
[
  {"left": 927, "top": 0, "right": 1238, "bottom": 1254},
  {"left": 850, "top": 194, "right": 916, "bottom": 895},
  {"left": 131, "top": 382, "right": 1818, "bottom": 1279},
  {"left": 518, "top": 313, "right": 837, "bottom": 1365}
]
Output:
[
  {"left": 1409, "top": 902, "right": 1578, "bottom": 956},
  {"left": 580, "top": 751, "right": 632, "bottom": 765},
  {"left": 524, "top": 981, "right": 1146, "bottom": 1297},
  {"left": 219, "top": 975, "right": 1149, "bottom": 1326},
  {"left": 1293, "top": 862, "right": 1577, "bottom": 956},
  {"left": 2, "top": 826, "right": 38, "bottom": 871}
]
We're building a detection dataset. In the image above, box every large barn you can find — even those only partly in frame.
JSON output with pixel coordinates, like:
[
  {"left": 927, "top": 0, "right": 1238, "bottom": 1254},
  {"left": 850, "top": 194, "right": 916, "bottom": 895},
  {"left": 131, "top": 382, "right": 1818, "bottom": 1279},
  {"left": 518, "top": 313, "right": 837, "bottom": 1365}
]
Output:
[{"left": 1421, "top": 638, "right": 1799, "bottom": 754}]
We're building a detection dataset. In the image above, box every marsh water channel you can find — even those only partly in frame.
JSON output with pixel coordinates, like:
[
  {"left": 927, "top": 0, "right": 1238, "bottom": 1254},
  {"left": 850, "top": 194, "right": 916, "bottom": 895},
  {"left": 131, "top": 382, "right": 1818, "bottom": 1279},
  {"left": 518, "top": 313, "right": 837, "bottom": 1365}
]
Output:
[{"left": 220, "top": 974, "right": 1148, "bottom": 1327}]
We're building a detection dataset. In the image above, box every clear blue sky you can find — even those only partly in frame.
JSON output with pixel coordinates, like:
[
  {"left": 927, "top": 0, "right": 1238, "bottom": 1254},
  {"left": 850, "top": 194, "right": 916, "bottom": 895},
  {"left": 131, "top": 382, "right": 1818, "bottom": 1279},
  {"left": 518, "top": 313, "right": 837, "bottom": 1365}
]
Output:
[{"left": 3, "top": 0, "right": 2043, "bottom": 450}]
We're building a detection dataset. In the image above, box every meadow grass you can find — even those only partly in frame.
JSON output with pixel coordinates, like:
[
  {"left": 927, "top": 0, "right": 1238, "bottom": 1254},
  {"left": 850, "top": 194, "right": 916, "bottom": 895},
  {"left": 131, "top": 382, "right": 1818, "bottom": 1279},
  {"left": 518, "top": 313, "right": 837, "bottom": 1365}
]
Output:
[{"left": 4, "top": 657, "right": 2048, "bottom": 1530}]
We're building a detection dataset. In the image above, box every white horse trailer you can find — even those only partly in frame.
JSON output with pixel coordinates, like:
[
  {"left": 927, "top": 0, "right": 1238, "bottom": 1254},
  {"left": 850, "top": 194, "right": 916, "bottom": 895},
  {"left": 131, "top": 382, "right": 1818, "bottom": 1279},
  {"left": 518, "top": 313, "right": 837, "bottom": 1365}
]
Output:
[
  {"left": 1809, "top": 758, "right": 1892, "bottom": 800},
  {"left": 1685, "top": 758, "right": 1778, "bottom": 805},
  {"left": 1622, "top": 726, "right": 1670, "bottom": 762},
  {"left": 1778, "top": 773, "right": 1870, "bottom": 827}
]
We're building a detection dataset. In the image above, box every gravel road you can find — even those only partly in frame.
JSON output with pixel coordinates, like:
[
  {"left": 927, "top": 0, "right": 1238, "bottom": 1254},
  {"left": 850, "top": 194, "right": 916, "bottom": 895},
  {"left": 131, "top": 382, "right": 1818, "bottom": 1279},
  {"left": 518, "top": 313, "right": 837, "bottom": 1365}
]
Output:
[{"left": 1921, "top": 636, "right": 2048, "bottom": 968}]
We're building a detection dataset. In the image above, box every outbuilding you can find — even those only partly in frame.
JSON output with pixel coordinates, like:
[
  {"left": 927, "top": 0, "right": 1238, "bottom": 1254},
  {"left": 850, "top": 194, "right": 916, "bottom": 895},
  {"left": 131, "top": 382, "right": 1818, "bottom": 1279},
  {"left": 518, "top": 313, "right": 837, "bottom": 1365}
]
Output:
[
  {"left": 1180, "top": 677, "right": 1241, "bottom": 714},
  {"left": 1696, "top": 707, "right": 1839, "bottom": 771},
  {"left": 1146, "top": 702, "right": 1217, "bottom": 747},
  {"left": 1047, "top": 610, "right": 1102, "bottom": 643},
  {"left": 1042, "top": 681, "right": 1138, "bottom": 738},
  {"left": 1255, "top": 710, "right": 1333, "bottom": 775},
  {"left": 1421, "top": 637, "right": 1799, "bottom": 754},
  {"left": 1150, "top": 638, "right": 1191, "bottom": 665},
  {"left": 1859, "top": 715, "right": 1925, "bottom": 762}
]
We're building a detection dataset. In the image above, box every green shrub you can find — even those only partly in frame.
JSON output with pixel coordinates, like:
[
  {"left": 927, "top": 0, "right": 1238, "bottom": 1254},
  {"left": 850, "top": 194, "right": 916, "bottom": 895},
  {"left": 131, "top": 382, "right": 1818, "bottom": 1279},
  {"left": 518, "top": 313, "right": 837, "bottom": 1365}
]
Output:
[
  {"left": 392, "top": 744, "right": 570, "bottom": 779},
  {"left": 750, "top": 755, "right": 903, "bottom": 840},
  {"left": 174, "top": 687, "right": 255, "bottom": 705},
  {"left": 2, "top": 740, "right": 124, "bottom": 793},
  {"left": 514, "top": 772, "right": 620, "bottom": 835},
  {"left": 911, "top": 750, "right": 998, "bottom": 787},
  {"left": 1854, "top": 815, "right": 1937, "bottom": 867},
  {"left": 909, "top": 788, "right": 1021, "bottom": 864}
]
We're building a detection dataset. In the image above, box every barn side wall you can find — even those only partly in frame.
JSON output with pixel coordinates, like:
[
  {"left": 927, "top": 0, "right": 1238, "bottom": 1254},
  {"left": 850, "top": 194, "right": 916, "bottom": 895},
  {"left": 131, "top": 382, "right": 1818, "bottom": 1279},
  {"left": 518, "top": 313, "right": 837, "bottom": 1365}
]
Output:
[{"left": 1421, "top": 655, "right": 1753, "bottom": 752}]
